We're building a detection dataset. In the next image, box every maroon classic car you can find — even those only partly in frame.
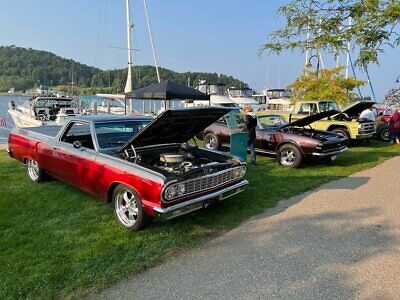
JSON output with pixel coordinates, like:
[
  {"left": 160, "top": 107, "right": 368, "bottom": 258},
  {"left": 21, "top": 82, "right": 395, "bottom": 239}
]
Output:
[
  {"left": 7, "top": 108, "right": 248, "bottom": 231},
  {"left": 198, "top": 110, "right": 349, "bottom": 168}
]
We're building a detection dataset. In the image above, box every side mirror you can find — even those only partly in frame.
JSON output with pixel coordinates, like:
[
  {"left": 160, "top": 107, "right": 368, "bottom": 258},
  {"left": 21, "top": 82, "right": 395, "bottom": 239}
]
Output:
[{"left": 73, "top": 140, "right": 82, "bottom": 149}]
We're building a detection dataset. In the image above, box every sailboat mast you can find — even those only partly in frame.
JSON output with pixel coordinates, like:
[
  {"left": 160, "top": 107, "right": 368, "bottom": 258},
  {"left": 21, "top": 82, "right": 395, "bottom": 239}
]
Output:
[
  {"left": 143, "top": 0, "right": 161, "bottom": 83},
  {"left": 345, "top": 17, "right": 352, "bottom": 79},
  {"left": 124, "top": 0, "right": 133, "bottom": 93}
]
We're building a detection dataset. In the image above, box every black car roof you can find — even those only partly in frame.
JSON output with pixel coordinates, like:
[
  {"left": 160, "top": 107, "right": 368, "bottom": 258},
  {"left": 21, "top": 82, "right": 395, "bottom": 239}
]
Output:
[{"left": 71, "top": 114, "right": 153, "bottom": 123}]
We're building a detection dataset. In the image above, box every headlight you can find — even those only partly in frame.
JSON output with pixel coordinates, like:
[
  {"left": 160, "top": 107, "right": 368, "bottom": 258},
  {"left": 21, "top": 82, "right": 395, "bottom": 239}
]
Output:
[
  {"left": 164, "top": 186, "right": 177, "bottom": 200},
  {"left": 233, "top": 168, "right": 241, "bottom": 178},
  {"left": 176, "top": 183, "right": 186, "bottom": 195},
  {"left": 238, "top": 165, "right": 246, "bottom": 177},
  {"left": 233, "top": 166, "right": 246, "bottom": 178}
]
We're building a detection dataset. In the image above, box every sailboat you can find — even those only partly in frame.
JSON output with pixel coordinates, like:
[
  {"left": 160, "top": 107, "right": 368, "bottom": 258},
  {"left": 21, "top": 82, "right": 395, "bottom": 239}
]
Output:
[{"left": 97, "top": 0, "right": 161, "bottom": 115}]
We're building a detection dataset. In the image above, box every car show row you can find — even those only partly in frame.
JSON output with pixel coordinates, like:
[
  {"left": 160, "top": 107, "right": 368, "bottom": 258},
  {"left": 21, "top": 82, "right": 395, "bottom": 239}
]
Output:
[{"left": 7, "top": 86, "right": 392, "bottom": 231}]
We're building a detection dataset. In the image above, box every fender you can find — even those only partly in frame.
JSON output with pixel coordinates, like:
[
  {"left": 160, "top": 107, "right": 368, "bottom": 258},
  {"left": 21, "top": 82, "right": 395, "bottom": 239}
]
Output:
[
  {"left": 327, "top": 124, "right": 350, "bottom": 133},
  {"left": 276, "top": 140, "right": 305, "bottom": 157}
]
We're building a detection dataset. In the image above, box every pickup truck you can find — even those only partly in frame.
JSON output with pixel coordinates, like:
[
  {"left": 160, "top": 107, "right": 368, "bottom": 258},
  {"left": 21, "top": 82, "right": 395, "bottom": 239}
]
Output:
[
  {"left": 258, "top": 100, "right": 376, "bottom": 140},
  {"left": 7, "top": 108, "right": 248, "bottom": 231}
]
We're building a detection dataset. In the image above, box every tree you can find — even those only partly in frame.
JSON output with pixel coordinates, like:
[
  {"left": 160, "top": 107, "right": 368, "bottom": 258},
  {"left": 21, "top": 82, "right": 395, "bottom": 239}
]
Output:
[
  {"left": 288, "top": 67, "right": 366, "bottom": 106},
  {"left": 261, "top": 0, "right": 400, "bottom": 66}
]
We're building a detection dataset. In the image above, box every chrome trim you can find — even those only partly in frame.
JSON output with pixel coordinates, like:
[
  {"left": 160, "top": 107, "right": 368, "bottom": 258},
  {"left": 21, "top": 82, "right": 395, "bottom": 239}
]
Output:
[
  {"left": 154, "top": 179, "right": 249, "bottom": 220},
  {"left": 356, "top": 133, "right": 375, "bottom": 139},
  {"left": 312, "top": 147, "right": 348, "bottom": 157}
]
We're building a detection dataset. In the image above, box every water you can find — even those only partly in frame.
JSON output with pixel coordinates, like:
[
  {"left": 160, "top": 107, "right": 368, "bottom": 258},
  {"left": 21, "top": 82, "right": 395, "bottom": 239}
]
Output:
[
  {"left": 0, "top": 95, "right": 184, "bottom": 144},
  {"left": 0, "top": 95, "right": 28, "bottom": 144}
]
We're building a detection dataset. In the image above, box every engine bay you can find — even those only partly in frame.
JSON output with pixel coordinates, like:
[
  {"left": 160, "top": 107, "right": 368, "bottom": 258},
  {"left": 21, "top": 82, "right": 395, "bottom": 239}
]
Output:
[{"left": 120, "top": 143, "right": 241, "bottom": 178}]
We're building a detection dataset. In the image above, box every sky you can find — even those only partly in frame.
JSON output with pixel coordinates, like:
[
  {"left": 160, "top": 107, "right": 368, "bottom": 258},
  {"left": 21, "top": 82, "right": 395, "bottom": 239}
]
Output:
[{"left": 0, "top": 0, "right": 398, "bottom": 100}]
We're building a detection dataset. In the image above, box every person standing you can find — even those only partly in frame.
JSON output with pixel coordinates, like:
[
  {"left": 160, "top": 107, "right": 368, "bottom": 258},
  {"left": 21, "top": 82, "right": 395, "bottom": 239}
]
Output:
[
  {"left": 389, "top": 106, "right": 400, "bottom": 144},
  {"left": 359, "top": 104, "right": 376, "bottom": 122},
  {"left": 359, "top": 104, "right": 376, "bottom": 144},
  {"left": 243, "top": 105, "right": 257, "bottom": 165}
]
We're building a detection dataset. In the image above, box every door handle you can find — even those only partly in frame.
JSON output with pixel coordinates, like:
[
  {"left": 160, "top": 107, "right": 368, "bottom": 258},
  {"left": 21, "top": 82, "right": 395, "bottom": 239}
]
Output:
[{"left": 53, "top": 147, "right": 60, "bottom": 151}]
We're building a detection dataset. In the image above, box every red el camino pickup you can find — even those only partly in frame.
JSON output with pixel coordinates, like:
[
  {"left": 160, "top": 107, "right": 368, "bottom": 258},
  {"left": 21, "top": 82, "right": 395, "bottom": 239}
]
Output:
[{"left": 7, "top": 108, "right": 248, "bottom": 231}]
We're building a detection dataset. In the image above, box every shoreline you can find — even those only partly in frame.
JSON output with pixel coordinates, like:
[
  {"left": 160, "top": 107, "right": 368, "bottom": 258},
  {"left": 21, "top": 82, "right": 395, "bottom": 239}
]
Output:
[{"left": 0, "top": 144, "right": 8, "bottom": 150}]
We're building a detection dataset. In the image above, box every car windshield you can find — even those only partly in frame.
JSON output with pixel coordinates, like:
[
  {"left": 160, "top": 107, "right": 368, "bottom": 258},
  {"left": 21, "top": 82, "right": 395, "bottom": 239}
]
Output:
[
  {"left": 319, "top": 101, "right": 338, "bottom": 112},
  {"left": 95, "top": 120, "right": 150, "bottom": 149},
  {"left": 258, "top": 115, "right": 288, "bottom": 128}
]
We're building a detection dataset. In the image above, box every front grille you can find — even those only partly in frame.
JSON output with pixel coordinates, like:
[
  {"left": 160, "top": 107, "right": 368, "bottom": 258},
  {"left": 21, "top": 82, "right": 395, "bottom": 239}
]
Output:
[
  {"left": 360, "top": 122, "right": 375, "bottom": 134},
  {"left": 163, "top": 166, "right": 245, "bottom": 202},
  {"left": 323, "top": 142, "right": 345, "bottom": 151},
  {"left": 184, "top": 169, "right": 236, "bottom": 194}
]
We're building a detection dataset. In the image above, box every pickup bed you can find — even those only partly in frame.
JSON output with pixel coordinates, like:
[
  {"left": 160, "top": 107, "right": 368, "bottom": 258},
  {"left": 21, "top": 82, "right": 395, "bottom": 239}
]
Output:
[
  {"left": 258, "top": 100, "right": 376, "bottom": 140},
  {"left": 7, "top": 110, "right": 248, "bottom": 231}
]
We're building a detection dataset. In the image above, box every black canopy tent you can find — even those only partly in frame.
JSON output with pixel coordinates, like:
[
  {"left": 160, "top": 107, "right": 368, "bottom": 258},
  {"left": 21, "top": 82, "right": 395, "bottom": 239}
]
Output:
[{"left": 125, "top": 80, "right": 210, "bottom": 112}]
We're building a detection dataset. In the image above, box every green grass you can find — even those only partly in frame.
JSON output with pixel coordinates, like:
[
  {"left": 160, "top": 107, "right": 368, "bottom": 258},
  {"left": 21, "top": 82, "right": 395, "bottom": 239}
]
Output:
[{"left": 0, "top": 141, "right": 398, "bottom": 299}]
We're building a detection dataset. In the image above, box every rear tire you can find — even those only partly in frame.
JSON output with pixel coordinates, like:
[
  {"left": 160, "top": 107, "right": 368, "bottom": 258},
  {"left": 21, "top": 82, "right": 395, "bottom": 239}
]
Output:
[
  {"left": 277, "top": 144, "right": 302, "bottom": 168},
  {"left": 26, "top": 158, "right": 47, "bottom": 182},
  {"left": 203, "top": 132, "right": 220, "bottom": 150},
  {"left": 112, "top": 184, "right": 152, "bottom": 231}
]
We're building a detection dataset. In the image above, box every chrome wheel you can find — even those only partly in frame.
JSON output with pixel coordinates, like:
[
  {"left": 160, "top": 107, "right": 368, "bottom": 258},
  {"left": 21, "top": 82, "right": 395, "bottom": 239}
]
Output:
[
  {"left": 280, "top": 150, "right": 296, "bottom": 166},
  {"left": 114, "top": 189, "right": 139, "bottom": 227},
  {"left": 205, "top": 136, "right": 217, "bottom": 149},
  {"left": 381, "top": 129, "right": 390, "bottom": 141},
  {"left": 27, "top": 159, "right": 39, "bottom": 181}
]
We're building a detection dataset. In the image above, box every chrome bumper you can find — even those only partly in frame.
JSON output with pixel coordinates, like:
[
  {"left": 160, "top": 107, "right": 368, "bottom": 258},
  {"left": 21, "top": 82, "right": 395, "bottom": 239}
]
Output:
[
  {"left": 312, "top": 147, "right": 348, "bottom": 157},
  {"left": 356, "top": 132, "right": 375, "bottom": 139},
  {"left": 153, "top": 179, "right": 249, "bottom": 220}
]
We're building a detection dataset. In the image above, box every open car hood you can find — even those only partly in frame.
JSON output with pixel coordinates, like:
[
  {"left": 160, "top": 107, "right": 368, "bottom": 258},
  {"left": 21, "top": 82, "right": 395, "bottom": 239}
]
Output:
[
  {"left": 280, "top": 110, "right": 340, "bottom": 128},
  {"left": 336, "top": 101, "right": 376, "bottom": 117},
  {"left": 120, "top": 107, "right": 231, "bottom": 150}
]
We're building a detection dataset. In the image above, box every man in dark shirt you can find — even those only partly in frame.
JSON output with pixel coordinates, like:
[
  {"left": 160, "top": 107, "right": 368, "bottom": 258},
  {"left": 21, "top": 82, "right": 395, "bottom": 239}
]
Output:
[{"left": 243, "top": 105, "right": 257, "bottom": 165}]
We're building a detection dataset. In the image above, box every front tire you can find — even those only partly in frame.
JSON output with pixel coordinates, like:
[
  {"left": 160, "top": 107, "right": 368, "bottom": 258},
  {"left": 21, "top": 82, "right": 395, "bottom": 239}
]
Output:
[
  {"left": 203, "top": 132, "right": 220, "bottom": 150},
  {"left": 331, "top": 128, "right": 350, "bottom": 139},
  {"left": 277, "top": 144, "right": 302, "bottom": 168},
  {"left": 26, "top": 158, "right": 47, "bottom": 182},
  {"left": 112, "top": 184, "right": 152, "bottom": 231},
  {"left": 378, "top": 126, "right": 390, "bottom": 141}
]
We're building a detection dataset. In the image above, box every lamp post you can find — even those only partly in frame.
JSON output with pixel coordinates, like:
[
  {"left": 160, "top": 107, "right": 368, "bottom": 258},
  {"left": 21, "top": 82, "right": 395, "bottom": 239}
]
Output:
[{"left": 306, "top": 54, "right": 320, "bottom": 77}]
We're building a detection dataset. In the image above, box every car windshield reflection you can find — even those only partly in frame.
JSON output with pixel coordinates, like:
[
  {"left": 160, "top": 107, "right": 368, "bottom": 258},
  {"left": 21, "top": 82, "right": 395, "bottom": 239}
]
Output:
[
  {"left": 95, "top": 121, "right": 150, "bottom": 149},
  {"left": 258, "top": 115, "right": 288, "bottom": 128}
]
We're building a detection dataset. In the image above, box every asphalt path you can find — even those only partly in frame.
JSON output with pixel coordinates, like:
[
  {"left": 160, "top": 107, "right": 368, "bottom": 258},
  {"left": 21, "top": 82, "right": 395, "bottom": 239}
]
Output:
[{"left": 93, "top": 157, "right": 400, "bottom": 300}]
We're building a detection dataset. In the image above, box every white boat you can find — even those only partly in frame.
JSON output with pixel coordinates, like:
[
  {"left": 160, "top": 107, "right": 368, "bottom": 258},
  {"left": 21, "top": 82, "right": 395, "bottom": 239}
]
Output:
[
  {"left": 227, "top": 87, "right": 262, "bottom": 110},
  {"left": 187, "top": 81, "right": 237, "bottom": 108},
  {"left": 8, "top": 94, "right": 79, "bottom": 127},
  {"left": 261, "top": 89, "right": 292, "bottom": 111},
  {"left": 95, "top": 94, "right": 131, "bottom": 114}
]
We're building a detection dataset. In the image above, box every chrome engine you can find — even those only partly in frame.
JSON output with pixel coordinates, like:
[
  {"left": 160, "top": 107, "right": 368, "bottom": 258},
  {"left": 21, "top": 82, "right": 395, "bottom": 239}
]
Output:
[{"left": 158, "top": 153, "right": 198, "bottom": 174}]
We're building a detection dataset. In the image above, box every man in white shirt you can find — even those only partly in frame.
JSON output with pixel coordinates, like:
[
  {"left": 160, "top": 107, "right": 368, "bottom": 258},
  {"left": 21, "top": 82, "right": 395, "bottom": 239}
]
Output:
[
  {"left": 359, "top": 104, "right": 376, "bottom": 143},
  {"left": 359, "top": 104, "right": 376, "bottom": 121}
]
